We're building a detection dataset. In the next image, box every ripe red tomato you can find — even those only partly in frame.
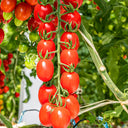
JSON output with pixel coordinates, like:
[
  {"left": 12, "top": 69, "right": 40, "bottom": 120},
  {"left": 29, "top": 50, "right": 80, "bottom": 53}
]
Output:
[
  {"left": 39, "top": 22, "right": 56, "bottom": 40},
  {"left": 62, "top": 95, "right": 80, "bottom": 119},
  {"left": 37, "top": 39, "right": 56, "bottom": 60},
  {"left": 0, "top": 74, "right": 5, "bottom": 81},
  {"left": 54, "top": 0, "right": 66, "bottom": 14},
  {"left": 60, "top": 32, "right": 79, "bottom": 50},
  {"left": 61, "top": 11, "right": 81, "bottom": 31},
  {"left": 39, "top": 103, "right": 54, "bottom": 127},
  {"left": 1, "top": 0, "right": 17, "bottom": 13},
  {"left": 49, "top": 15, "right": 58, "bottom": 28},
  {"left": 0, "top": 29, "right": 4, "bottom": 44},
  {"left": 34, "top": 4, "right": 53, "bottom": 23},
  {"left": 60, "top": 49, "right": 79, "bottom": 69},
  {"left": 15, "top": 92, "right": 20, "bottom": 98},
  {"left": 25, "top": 0, "right": 38, "bottom": 6},
  {"left": 50, "top": 107, "right": 71, "bottom": 128},
  {"left": 8, "top": 53, "right": 13, "bottom": 59},
  {"left": 0, "top": 81, "right": 4, "bottom": 87},
  {"left": 3, "top": 86, "right": 9, "bottom": 93},
  {"left": 63, "top": 0, "right": 83, "bottom": 9},
  {"left": 36, "top": 59, "right": 54, "bottom": 82},
  {"left": 38, "top": 84, "right": 57, "bottom": 105},
  {"left": 15, "top": 2, "right": 32, "bottom": 21},
  {"left": 28, "top": 17, "right": 40, "bottom": 31},
  {"left": 0, "top": 88, "right": 3, "bottom": 94},
  {"left": 61, "top": 72, "right": 79, "bottom": 94}
]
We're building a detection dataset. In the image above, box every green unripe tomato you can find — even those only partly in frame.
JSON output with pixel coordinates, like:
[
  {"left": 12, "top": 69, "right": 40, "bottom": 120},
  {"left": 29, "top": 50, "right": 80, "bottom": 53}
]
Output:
[
  {"left": 29, "top": 32, "right": 40, "bottom": 42},
  {"left": 121, "top": 16, "right": 127, "bottom": 23},
  {"left": 108, "top": 24, "right": 114, "bottom": 31},
  {"left": 3, "top": 12, "right": 13, "bottom": 20},
  {"left": 19, "top": 43, "right": 28, "bottom": 53},
  {"left": 14, "top": 18, "right": 23, "bottom": 26}
]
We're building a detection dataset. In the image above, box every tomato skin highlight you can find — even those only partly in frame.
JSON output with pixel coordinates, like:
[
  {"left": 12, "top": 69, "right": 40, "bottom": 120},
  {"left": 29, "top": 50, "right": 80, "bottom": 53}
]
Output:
[
  {"left": 0, "top": 29, "right": 4, "bottom": 44},
  {"left": 15, "top": 2, "right": 32, "bottom": 21},
  {"left": 34, "top": 4, "right": 53, "bottom": 23},
  {"left": 39, "top": 103, "right": 54, "bottom": 127},
  {"left": 1, "top": 0, "right": 17, "bottom": 13},
  {"left": 25, "top": 0, "right": 38, "bottom": 6},
  {"left": 39, "top": 22, "right": 56, "bottom": 40},
  {"left": 38, "top": 84, "right": 57, "bottom": 105},
  {"left": 36, "top": 59, "right": 54, "bottom": 82},
  {"left": 62, "top": 95, "right": 80, "bottom": 119},
  {"left": 50, "top": 107, "right": 71, "bottom": 128},
  {"left": 61, "top": 72, "right": 79, "bottom": 94},
  {"left": 37, "top": 39, "right": 56, "bottom": 60},
  {"left": 60, "top": 32, "right": 79, "bottom": 50},
  {"left": 60, "top": 49, "right": 79, "bottom": 69},
  {"left": 61, "top": 11, "right": 81, "bottom": 31}
]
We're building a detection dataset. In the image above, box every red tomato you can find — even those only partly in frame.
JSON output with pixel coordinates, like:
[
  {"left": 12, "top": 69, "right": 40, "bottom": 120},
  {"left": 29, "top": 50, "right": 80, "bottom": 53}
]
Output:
[
  {"left": 0, "top": 88, "right": 3, "bottom": 94},
  {"left": 0, "top": 74, "right": 5, "bottom": 81},
  {"left": 36, "top": 59, "right": 54, "bottom": 82},
  {"left": 15, "top": 2, "right": 32, "bottom": 21},
  {"left": 3, "top": 60, "right": 8, "bottom": 66},
  {"left": 8, "top": 53, "right": 13, "bottom": 59},
  {"left": 61, "top": 72, "right": 79, "bottom": 94},
  {"left": 0, "top": 59, "right": 2, "bottom": 67},
  {"left": 0, "top": 29, "right": 4, "bottom": 44},
  {"left": 61, "top": 11, "right": 81, "bottom": 31},
  {"left": 62, "top": 95, "right": 80, "bottom": 119},
  {"left": 7, "top": 59, "right": 11, "bottom": 65},
  {"left": 34, "top": 4, "right": 53, "bottom": 23},
  {"left": 49, "top": 15, "right": 58, "bottom": 28},
  {"left": 63, "top": 0, "right": 83, "bottom": 8},
  {"left": 5, "top": 66, "right": 9, "bottom": 72},
  {"left": 54, "top": 0, "right": 66, "bottom": 14},
  {"left": 3, "top": 86, "right": 9, "bottom": 93},
  {"left": 15, "top": 92, "right": 20, "bottom": 98},
  {"left": 50, "top": 107, "right": 71, "bottom": 128},
  {"left": 25, "top": 0, "right": 38, "bottom": 6},
  {"left": 39, "top": 103, "right": 54, "bottom": 127},
  {"left": 39, "top": 22, "right": 56, "bottom": 40},
  {"left": 60, "top": 49, "right": 79, "bottom": 69},
  {"left": 28, "top": 17, "right": 40, "bottom": 31},
  {"left": 1, "top": 0, "right": 17, "bottom": 12},
  {"left": 74, "top": 116, "right": 80, "bottom": 123},
  {"left": 0, "top": 81, "right": 4, "bottom": 87},
  {"left": 38, "top": 84, "right": 57, "bottom": 105},
  {"left": 37, "top": 39, "right": 56, "bottom": 60},
  {"left": 60, "top": 32, "right": 79, "bottom": 50}
]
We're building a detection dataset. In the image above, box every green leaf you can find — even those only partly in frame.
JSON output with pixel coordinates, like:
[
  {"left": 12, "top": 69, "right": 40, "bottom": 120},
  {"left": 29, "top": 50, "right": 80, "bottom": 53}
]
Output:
[
  {"left": 103, "top": 105, "right": 123, "bottom": 119},
  {"left": 0, "top": 60, "right": 5, "bottom": 75},
  {"left": 0, "top": 114, "right": 13, "bottom": 128},
  {"left": 6, "top": 96, "right": 13, "bottom": 112},
  {"left": 23, "top": 74, "right": 32, "bottom": 103}
]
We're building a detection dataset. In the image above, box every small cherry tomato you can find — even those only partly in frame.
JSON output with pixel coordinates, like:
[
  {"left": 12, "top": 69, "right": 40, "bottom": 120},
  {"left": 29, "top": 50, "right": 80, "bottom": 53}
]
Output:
[
  {"left": 62, "top": 95, "right": 80, "bottom": 119},
  {"left": 15, "top": 92, "right": 20, "bottom": 98},
  {"left": 61, "top": 11, "right": 81, "bottom": 31},
  {"left": 34, "top": 4, "right": 53, "bottom": 23},
  {"left": 50, "top": 107, "right": 71, "bottom": 128},
  {"left": 28, "top": 17, "right": 40, "bottom": 31},
  {"left": 39, "top": 103, "right": 54, "bottom": 127},
  {"left": 36, "top": 59, "right": 54, "bottom": 82},
  {"left": 49, "top": 15, "right": 58, "bottom": 28},
  {"left": 15, "top": 2, "right": 32, "bottom": 21},
  {"left": 63, "top": 0, "right": 83, "bottom": 8},
  {"left": 1, "top": 0, "right": 17, "bottom": 13},
  {"left": 60, "top": 32, "right": 79, "bottom": 50},
  {"left": 3, "top": 86, "right": 9, "bottom": 93},
  {"left": 8, "top": 53, "right": 13, "bottom": 59},
  {"left": 60, "top": 49, "right": 79, "bottom": 69},
  {"left": 0, "top": 81, "right": 4, "bottom": 87},
  {"left": 39, "top": 22, "right": 56, "bottom": 40},
  {"left": 38, "top": 84, "right": 57, "bottom": 105},
  {"left": 0, "top": 88, "right": 3, "bottom": 94},
  {"left": 0, "top": 59, "right": 2, "bottom": 67},
  {"left": 0, "top": 29, "right": 4, "bottom": 44},
  {"left": 37, "top": 39, "right": 56, "bottom": 60},
  {"left": 25, "top": 0, "right": 38, "bottom": 6},
  {"left": 61, "top": 72, "right": 79, "bottom": 94}
]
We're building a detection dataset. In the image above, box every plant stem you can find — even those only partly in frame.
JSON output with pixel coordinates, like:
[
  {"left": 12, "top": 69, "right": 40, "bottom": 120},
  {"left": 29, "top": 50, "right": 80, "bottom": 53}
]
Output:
[
  {"left": 79, "top": 23, "right": 128, "bottom": 101},
  {"left": 57, "top": 0, "right": 61, "bottom": 104}
]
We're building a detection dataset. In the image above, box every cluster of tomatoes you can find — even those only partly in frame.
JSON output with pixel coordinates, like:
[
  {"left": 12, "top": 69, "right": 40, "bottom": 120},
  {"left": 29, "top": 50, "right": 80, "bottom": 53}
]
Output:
[{"left": 0, "top": 53, "right": 13, "bottom": 95}]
